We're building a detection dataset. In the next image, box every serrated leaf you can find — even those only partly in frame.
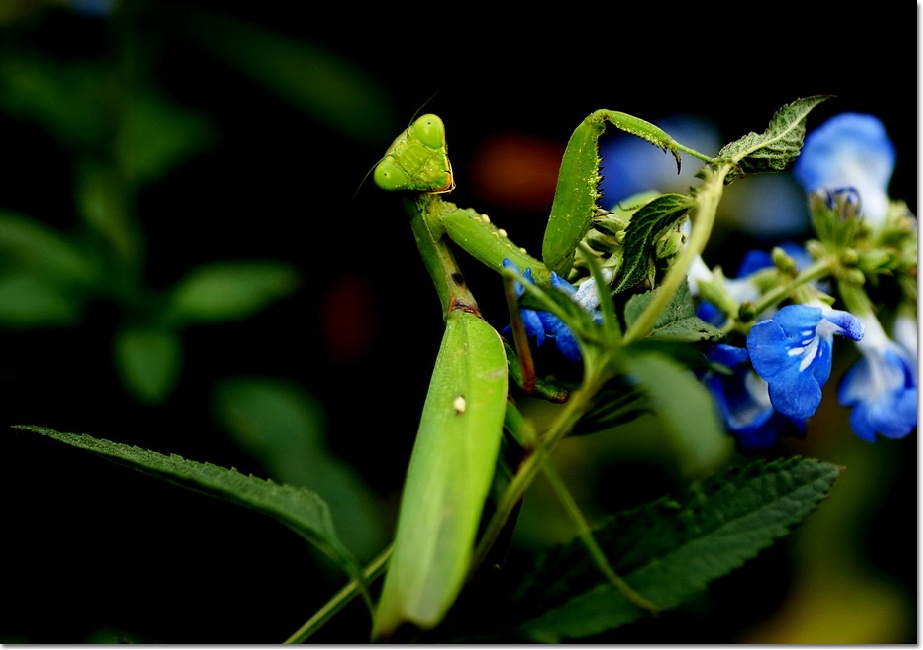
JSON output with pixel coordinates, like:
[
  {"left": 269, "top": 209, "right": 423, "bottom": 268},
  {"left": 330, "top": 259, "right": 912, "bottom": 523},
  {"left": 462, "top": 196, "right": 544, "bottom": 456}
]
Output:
[
  {"left": 611, "top": 194, "right": 692, "bottom": 295},
  {"left": 113, "top": 325, "right": 183, "bottom": 404},
  {"left": 213, "top": 377, "right": 388, "bottom": 560},
  {"left": 513, "top": 457, "right": 841, "bottom": 641},
  {"left": 623, "top": 282, "right": 722, "bottom": 342},
  {"left": 12, "top": 425, "right": 367, "bottom": 587},
  {"left": 717, "top": 96, "right": 830, "bottom": 181},
  {"left": 165, "top": 259, "right": 301, "bottom": 324}
]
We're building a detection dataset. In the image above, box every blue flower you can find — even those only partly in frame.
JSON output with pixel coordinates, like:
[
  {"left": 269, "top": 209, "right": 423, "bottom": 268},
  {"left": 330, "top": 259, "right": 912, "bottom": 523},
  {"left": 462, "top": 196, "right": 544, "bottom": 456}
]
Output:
[
  {"left": 793, "top": 112, "right": 896, "bottom": 225},
  {"left": 502, "top": 262, "right": 546, "bottom": 347},
  {"left": 702, "top": 344, "right": 806, "bottom": 449},
  {"left": 501, "top": 259, "right": 601, "bottom": 362},
  {"left": 838, "top": 314, "right": 917, "bottom": 441},
  {"left": 747, "top": 303, "right": 865, "bottom": 419}
]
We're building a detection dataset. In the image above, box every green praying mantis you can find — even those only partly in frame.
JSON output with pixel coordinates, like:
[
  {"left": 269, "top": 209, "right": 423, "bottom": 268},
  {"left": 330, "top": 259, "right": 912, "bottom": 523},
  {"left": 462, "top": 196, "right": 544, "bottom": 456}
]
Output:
[{"left": 368, "top": 98, "right": 829, "bottom": 640}]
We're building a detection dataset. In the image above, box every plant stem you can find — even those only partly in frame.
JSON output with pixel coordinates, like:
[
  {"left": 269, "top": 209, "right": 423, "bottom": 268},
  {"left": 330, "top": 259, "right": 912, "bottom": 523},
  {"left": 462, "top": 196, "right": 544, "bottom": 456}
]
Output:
[
  {"left": 470, "top": 360, "right": 608, "bottom": 574},
  {"left": 536, "top": 444, "right": 659, "bottom": 613},
  {"left": 283, "top": 545, "right": 392, "bottom": 644}
]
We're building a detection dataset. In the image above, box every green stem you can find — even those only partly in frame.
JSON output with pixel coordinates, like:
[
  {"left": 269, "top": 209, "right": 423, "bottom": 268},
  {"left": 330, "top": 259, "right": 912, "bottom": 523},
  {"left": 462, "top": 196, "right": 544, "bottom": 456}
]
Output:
[
  {"left": 672, "top": 141, "right": 715, "bottom": 165},
  {"left": 470, "top": 361, "right": 608, "bottom": 573},
  {"left": 717, "top": 258, "right": 836, "bottom": 337},
  {"left": 536, "top": 445, "right": 659, "bottom": 613},
  {"left": 751, "top": 259, "right": 832, "bottom": 315},
  {"left": 835, "top": 278, "right": 876, "bottom": 319},
  {"left": 283, "top": 545, "right": 393, "bottom": 643}
]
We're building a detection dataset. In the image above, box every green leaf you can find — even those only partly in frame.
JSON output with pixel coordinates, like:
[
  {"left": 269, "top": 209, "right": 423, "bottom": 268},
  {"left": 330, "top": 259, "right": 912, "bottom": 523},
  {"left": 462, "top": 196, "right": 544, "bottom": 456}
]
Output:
[
  {"left": 0, "top": 272, "right": 83, "bottom": 326},
  {"left": 623, "top": 281, "right": 722, "bottom": 342},
  {"left": 0, "top": 211, "right": 97, "bottom": 284},
  {"left": 570, "top": 376, "right": 649, "bottom": 436},
  {"left": 611, "top": 194, "right": 693, "bottom": 295},
  {"left": 12, "top": 425, "right": 367, "bottom": 588},
  {"left": 514, "top": 457, "right": 841, "bottom": 641},
  {"left": 113, "top": 325, "right": 183, "bottom": 404},
  {"left": 623, "top": 351, "right": 733, "bottom": 478},
  {"left": 717, "top": 95, "right": 830, "bottom": 182},
  {"left": 74, "top": 162, "right": 142, "bottom": 269},
  {"left": 115, "top": 87, "right": 215, "bottom": 186},
  {"left": 165, "top": 259, "right": 301, "bottom": 324},
  {"left": 0, "top": 53, "right": 108, "bottom": 148}
]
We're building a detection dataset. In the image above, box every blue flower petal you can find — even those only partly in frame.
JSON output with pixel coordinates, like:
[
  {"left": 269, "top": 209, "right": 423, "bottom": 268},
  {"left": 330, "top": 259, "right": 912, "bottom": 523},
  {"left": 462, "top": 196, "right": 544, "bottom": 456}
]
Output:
[
  {"left": 838, "top": 336, "right": 918, "bottom": 441},
  {"left": 501, "top": 258, "right": 600, "bottom": 362},
  {"left": 550, "top": 272, "right": 577, "bottom": 297},
  {"left": 701, "top": 343, "right": 806, "bottom": 449},
  {"left": 709, "top": 342, "right": 750, "bottom": 367},
  {"left": 747, "top": 304, "right": 863, "bottom": 420},
  {"left": 538, "top": 274, "right": 582, "bottom": 361},
  {"left": 520, "top": 309, "right": 546, "bottom": 347},
  {"left": 793, "top": 112, "right": 895, "bottom": 223}
]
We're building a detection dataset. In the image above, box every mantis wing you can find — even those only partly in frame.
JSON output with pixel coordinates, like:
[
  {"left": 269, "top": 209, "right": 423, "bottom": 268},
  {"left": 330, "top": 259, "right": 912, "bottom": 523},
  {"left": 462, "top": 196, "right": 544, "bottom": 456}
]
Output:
[{"left": 372, "top": 310, "right": 508, "bottom": 639}]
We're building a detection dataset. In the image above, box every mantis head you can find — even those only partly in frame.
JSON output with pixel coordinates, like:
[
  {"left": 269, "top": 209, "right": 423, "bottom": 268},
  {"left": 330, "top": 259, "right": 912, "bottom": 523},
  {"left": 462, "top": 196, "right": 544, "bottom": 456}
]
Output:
[{"left": 374, "top": 114, "right": 455, "bottom": 194}]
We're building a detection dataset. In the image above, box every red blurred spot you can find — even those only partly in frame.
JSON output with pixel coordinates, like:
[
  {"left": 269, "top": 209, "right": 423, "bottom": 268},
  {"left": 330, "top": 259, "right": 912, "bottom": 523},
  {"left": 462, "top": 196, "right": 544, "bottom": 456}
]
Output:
[
  {"left": 469, "top": 133, "right": 564, "bottom": 214},
  {"left": 320, "top": 273, "right": 377, "bottom": 364}
]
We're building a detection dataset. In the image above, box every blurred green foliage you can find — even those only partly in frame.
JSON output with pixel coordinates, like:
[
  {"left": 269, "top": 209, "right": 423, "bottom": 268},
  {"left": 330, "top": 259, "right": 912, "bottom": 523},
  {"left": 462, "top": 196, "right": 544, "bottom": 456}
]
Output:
[{"left": 0, "top": 0, "right": 914, "bottom": 644}]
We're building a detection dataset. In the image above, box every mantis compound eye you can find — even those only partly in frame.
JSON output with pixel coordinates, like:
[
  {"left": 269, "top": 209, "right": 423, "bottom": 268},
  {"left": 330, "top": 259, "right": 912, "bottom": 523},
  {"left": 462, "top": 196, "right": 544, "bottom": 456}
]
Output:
[
  {"left": 411, "top": 114, "right": 447, "bottom": 150},
  {"left": 374, "top": 158, "right": 412, "bottom": 191}
]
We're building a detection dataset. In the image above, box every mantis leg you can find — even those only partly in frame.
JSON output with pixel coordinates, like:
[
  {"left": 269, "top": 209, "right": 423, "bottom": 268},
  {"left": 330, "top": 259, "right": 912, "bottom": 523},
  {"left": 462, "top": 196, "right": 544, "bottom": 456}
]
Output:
[{"left": 541, "top": 109, "right": 712, "bottom": 277}]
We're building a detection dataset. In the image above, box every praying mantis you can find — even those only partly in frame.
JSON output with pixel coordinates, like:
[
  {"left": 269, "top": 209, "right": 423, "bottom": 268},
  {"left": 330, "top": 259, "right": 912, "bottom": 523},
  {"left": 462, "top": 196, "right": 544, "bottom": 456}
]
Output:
[{"left": 368, "top": 98, "right": 828, "bottom": 640}]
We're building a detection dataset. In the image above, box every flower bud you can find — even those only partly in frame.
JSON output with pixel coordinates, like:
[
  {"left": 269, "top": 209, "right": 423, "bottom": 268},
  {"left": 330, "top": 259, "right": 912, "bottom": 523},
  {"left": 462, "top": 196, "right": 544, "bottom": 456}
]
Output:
[
  {"left": 840, "top": 248, "right": 860, "bottom": 266},
  {"left": 842, "top": 268, "right": 866, "bottom": 286}
]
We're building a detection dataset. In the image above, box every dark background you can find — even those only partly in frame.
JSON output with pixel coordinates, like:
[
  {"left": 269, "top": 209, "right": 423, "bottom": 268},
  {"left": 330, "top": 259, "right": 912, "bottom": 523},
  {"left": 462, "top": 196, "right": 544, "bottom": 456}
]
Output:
[{"left": 1, "top": 2, "right": 917, "bottom": 643}]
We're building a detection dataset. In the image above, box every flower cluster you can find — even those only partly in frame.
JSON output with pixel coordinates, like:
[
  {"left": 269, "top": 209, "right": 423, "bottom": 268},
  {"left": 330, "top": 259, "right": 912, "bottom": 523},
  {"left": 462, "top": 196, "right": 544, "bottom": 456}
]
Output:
[
  {"left": 709, "top": 112, "right": 917, "bottom": 447},
  {"left": 504, "top": 110, "right": 915, "bottom": 450}
]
